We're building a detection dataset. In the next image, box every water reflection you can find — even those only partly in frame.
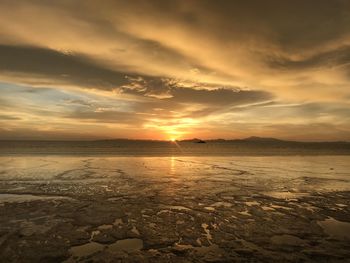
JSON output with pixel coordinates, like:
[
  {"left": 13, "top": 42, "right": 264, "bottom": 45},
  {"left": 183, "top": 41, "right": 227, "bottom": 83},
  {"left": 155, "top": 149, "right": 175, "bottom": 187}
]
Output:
[{"left": 170, "top": 156, "right": 176, "bottom": 175}]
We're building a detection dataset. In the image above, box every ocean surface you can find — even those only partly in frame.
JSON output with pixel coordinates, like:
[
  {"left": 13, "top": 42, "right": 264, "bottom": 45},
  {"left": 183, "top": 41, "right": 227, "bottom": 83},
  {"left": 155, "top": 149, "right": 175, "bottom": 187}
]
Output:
[{"left": 1, "top": 140, "right": 350, "bottom": 156}]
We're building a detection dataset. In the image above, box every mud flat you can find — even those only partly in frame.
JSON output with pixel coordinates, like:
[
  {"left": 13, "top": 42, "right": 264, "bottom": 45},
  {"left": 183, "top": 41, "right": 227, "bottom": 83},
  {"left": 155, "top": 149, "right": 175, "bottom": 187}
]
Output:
[{"left": 0, "top": 156, "right": 349, "bottom": 262}]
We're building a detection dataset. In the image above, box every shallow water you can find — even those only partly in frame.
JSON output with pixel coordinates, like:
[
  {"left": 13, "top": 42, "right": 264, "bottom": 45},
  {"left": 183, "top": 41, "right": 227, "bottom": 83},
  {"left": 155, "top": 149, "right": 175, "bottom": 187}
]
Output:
[
  {"left": 0, "top": 156, "right": 349, "bottom": 262},
  {"left": 0, "top": 193, "right": 71, "bottom": 203},
  {"left": 69, "top": 242, "right": 104, "bottom": 258},
  {"left": 318, "top": 218, "right": 350, "bottom": 241},
  {"left": 270, "top": 234, "right": 305, "bottom": 246},
  {"left": 108, "top": 238, "right": 143, "bottom": 252}
]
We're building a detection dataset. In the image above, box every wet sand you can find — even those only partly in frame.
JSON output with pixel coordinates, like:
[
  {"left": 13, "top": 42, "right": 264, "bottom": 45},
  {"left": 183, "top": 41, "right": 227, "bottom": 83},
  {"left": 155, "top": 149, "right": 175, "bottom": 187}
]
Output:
[{"left": 0, "top": 156, "right": 349, "bottom": 262}]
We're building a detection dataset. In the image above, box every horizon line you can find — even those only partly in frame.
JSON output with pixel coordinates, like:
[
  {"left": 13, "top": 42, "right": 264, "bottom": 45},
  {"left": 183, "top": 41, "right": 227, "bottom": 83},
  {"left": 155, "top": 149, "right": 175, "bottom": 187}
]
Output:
[{"left": 0, "top": 136, "right": 349, "bottom": 143}]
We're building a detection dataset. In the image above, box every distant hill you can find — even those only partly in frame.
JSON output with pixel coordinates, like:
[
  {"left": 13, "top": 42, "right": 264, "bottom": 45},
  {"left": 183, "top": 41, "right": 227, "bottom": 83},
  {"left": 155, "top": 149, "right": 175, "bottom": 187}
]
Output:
[
  {"left": 240, "top": 136, "right": 285, "bottom": 143},
  {"left": 4, "top": 136, "right": 347, "bottom": 145},
  {"left": 91, "top": 137, "right": 350, "bottom": 147},
  {"left": 180, "top": 138, "right": 206, "bottom": 143},
  {"left": 197, "top": 136, "right": 349, "bottom": 145}
]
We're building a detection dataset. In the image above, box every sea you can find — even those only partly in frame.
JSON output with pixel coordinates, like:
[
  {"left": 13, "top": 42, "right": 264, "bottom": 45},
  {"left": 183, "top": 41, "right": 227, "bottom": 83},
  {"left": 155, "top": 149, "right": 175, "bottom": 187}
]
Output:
[{"left": 0, "top": 139, "right": 349, "bottom": 156}]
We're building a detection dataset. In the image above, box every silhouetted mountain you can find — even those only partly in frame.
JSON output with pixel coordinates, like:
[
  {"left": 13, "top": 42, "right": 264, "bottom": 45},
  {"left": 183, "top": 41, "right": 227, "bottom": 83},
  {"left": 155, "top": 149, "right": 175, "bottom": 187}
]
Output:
[
  {"left": 180, "top": 138, "right": 206, "bottom": 143},
  {"left": 241, "top": 136, "right": 285, "bottom": 142}
]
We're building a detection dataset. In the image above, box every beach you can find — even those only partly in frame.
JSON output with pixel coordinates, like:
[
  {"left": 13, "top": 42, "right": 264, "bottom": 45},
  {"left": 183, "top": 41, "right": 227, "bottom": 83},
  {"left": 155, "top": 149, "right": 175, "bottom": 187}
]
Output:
[
  {"left": 2, "top": 0, "right": 350, "bottom": 262},
  {"left": 0, "top": 155, "right": 349, "bottom": 262}
]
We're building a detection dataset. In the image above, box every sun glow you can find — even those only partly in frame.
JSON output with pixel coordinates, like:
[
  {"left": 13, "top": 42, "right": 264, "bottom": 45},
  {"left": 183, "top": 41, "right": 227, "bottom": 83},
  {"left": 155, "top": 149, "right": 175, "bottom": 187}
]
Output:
[{"left": 144, "top": 117, "right": 200, "bottom": 141}]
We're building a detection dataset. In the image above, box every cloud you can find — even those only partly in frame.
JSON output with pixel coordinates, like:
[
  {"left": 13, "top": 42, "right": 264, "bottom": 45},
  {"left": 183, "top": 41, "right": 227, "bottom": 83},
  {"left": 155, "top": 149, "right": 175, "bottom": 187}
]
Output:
[
  {"left": 122, "top": 77, "right": 273, "bottom": 106},
  {"left": 0, "top": 115, "right": 21, "bottom": 120},
  {"left": 0, "top": 0, "right": 350, "bottom": 140},
  {"left": 0, "top": 44, "right": 131, "bottom": 89},
  {"left": 168, "top": 87, "right": 272, "bottom": 106},
  {"left": 65, "top": 110, "right": 144, "bottom": 125},
  {"left": 266, "top": 45, "right": 350, "bottom": 70},
  {"left": 262, "top": 123, "right": 350, "bottom": 142},
  {"left": 0, "top": 127, "right": 106, "bottom": 141},
  {"left": 1, "top": 0, "right": 350, "bottom": 97}
]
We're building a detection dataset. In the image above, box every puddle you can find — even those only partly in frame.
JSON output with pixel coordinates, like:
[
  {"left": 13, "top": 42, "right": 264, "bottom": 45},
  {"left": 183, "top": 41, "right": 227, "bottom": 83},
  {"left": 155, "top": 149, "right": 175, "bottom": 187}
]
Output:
[
  {"left": 318, "top": 218, "right": 350, "bottom": 240},
  {"left": 166, "top": 205, "right": 191, "bottom": 211},
  {"left": 271, "top": 234, "right": 305, "bottom": 246},
  {"left": 335, "top": 203, "right": 347, "bottom": 208},
  {"left": 70, "top": 242, "right": 104, "bottom": 258},
  {"left": 174, "top": 243, "right": 193, "bottom": 250},
  {"left": 18, "top": 220, "right": 56, "bottom": 236},
  {"left": 239, "top": 239, "right": 263, "bottom": 252},
  {"left": 69, "top": 238, "right": 143, "bottom": 258},
  {"left": 0, "top": 194, "right": 71, "bottom": 203},
  {"left": 98, "top": 224, "right": 113, "bottom": 230},
  {"left": 107, "top": 197, "right": 122, "bottom": 201},
  {"left": 211, "top": 202, "right": 232, "bottom": 208},
  {"left": 245, "top": 201, "right": 260, "bottom": 206},
  {"left": 270, "top": 204, "right": 292, "bottom": 210},
  {"left": 263, "top": 191, "right": 308, "bottom": 200},
  {"left": 295, "top": 203, "right": 318, "bottom": 212},
  {"left": 261, "top": 206, "right": 275, "bottom": 211},
  {"left": 157, "top": 209, "right": 170, "bottom": 215},
  {"left": 108, "top": 238, "right": 143, "bottom": 253},
  {"left": 194, "top": 244, "right": 224, "bottom": 257},
  {"left": 238, "top": 210, "right": 251, "bottom": 216}
]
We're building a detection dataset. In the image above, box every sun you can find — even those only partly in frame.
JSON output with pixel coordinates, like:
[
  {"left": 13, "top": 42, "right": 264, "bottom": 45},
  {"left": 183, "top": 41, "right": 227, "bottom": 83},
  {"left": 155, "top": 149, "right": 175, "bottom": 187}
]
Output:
[{"left": 170, "top": 138, "right": 176, "bottom": 142}]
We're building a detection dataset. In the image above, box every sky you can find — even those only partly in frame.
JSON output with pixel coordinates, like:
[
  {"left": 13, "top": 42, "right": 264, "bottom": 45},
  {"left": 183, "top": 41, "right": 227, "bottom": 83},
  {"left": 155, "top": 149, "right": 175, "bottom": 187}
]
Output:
[{"left": 0, "top": 0, "right": 350, "bottom": 141}]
